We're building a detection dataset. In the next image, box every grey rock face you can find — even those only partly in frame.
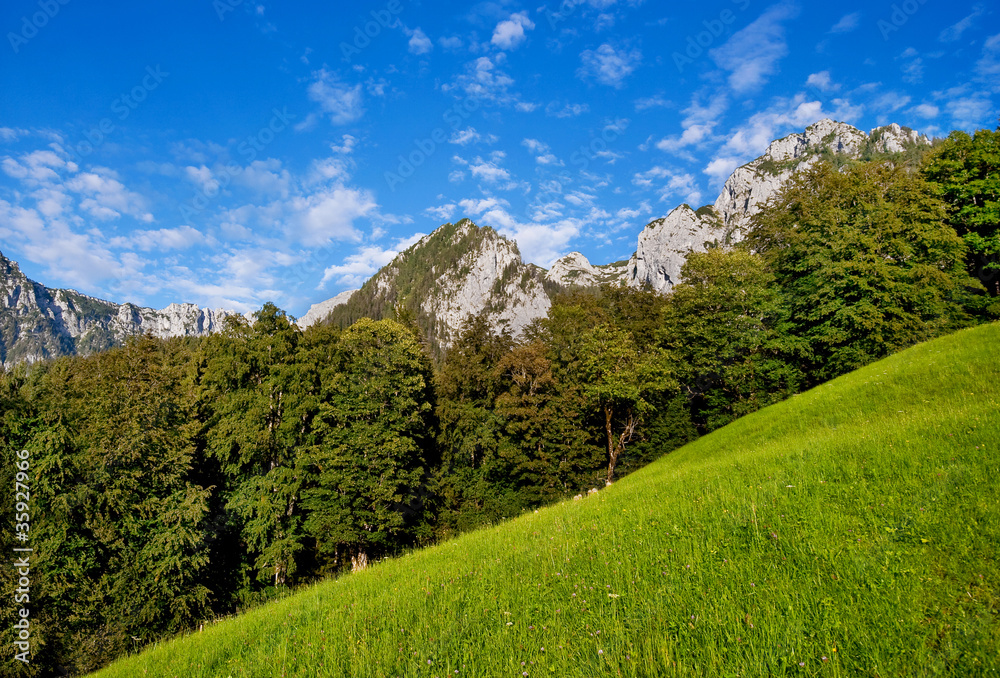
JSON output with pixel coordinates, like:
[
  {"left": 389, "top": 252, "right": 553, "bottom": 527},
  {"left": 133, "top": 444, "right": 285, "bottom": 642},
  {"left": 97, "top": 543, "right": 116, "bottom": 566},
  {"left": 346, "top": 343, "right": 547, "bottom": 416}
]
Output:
[
  {"left": 869, "top": 123, "right": 930, "bottom": 154},
  {"left": 546, "top": 252, "right": 630, "bottom": 288},
  {"left": 713, "top": 118, "right": 869, "bottom": 234},
  {"left": 626, "top": 205, "right": 725, "bottom": 293},
  {"left": 298, "top": 289, "right": 358, "bottom": 328},
  {"left": 420, "top": 223, "right": 551, "bottom": 342},
  {"left": 0, "top": 252, "right": 237, "bottom": 367}
]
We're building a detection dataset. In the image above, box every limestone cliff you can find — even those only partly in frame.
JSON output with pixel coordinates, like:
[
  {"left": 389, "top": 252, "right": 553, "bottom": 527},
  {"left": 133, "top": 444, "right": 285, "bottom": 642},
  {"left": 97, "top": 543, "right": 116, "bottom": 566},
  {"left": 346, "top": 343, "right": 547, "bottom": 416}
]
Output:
[
  {"left": 323, "top": 219, "right": 554, "bottom": 354},
  {"left": 0, "top": 253, "right": 237, "bottom": 367}
]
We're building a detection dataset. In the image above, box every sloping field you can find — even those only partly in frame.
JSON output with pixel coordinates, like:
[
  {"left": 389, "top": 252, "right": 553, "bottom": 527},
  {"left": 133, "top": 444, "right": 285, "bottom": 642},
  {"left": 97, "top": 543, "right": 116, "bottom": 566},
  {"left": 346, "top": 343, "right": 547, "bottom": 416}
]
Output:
[{"left": 95, "top": 323, "right": 1000, "bottom": 677}]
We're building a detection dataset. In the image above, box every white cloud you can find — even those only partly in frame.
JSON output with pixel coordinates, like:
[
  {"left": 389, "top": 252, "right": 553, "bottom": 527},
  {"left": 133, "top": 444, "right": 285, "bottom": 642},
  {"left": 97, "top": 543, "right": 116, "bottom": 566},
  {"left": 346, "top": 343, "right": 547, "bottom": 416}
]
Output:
[
  {"left": 458, "top": 196, "right": 510, "bottom": 216},
  {"left": 806, "top": 71, "right": 840, "bottom": 93},
  {"left": 306, "top": 69, "right": 364, "bottom": 125},
  {"left": 577, "top": 44, "right": 642, "bottom": 88},
  {"left": 546, "top": 102, "right": 590, "bottom": 118},
  {"left": 236, "top": 158, "right": 292, "bottom": 198},
  {"left": 121, "top": 225, "right": 207, "bottom": 252},
  {"left": 945, "top": 91, "right": 993, "bottom": 129},
  {"left": 616, "top": 202, "right": 652, "bottom": 221},
  {"left": 446, "top": 55, "right": 517, "bottom": 106},
  {"left": 67, "top": 169, "right": 153, "bottom": 222},
  {"left": 498, "top": 217, "right": 582, "bottom": 268},
  {"left": 655, "top": 92, "right": 727, "bottom": 155},
  {"left": 492, "top": 12, "right": 535, "bottom": 50},
  {"left": 2, "top": 150, "right": 76, "bottom": 184},
  {"left": 872, "top": 91, "right": 912, "bottom": 114},
  {"left": 656, "top": 124, "right": 713, "bottom": 153},
  {"left": 319, "top": 239, "right": 421, "bottom": 289},
  {"left": 184, "top": 165, "right": 220, "bottom": 195},
  {"left": 408, "top": 27, "right": 433, "bottom": 55},
  {"left": 634, "top": 95, "right": 671, "bottom": 111},
  {"left": 439, "top": 36, "right": 462, "bottom": 50},
  {"left": 710, "top": 2, "right": 800, "bottom": 93},
  {"left": 939, "top": 7, "right": 985, "bottom": 42},
  {"left": 703, "top": 156, "right": 743, "bottom": 187},
  {"left": 633, "top": 166, "right": 703, "bottom": 205},
  {"left": 912, "top": 103, "right": 940, "bottom": 118},
  {"left": 0, "top": 127, "right": 28, "bottom": 143},
  {"left": 288, "top": 185, "right": 377, "bottom": 246},
  {"left": 829, "top": 12, "right": 861, "bottom": 33},
  {"left": 522, "top": 138, "right": 563, "bottom": 166},
  {"left": 0, "top": 198, "right": 122, "bottom": 292},
  {"left": 898, "top": 49, "right": 924, "bottom": 84},
  {"left": 449, "top": 127, "right": 498, "bottom": 146},
  {"left": 469, "top": 153, "right": 513, "bottom": 184},
  {"left": 976, "top": 33, "right": 1000, "bottom": 92},
  {"left": 426, "top": 204, "right": 457, "bottom": 220}
]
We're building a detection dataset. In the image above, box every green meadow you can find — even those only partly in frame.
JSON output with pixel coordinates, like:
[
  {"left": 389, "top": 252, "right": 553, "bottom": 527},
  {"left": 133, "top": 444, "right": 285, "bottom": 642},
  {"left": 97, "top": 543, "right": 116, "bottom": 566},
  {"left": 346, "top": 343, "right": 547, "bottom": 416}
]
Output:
[{"left": 94, "top": 323, "right": 1000, "bottom": 677}]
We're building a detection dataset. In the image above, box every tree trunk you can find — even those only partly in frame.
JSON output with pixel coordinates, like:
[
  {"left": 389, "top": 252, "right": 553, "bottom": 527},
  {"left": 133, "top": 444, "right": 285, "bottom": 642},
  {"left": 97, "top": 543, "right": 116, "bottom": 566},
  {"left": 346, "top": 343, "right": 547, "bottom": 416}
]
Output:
[
  {"left": 604, "top": 404, "right": 615, "bottom": 484},
  {"left": 606, "top": 409, "right": 639, "bottom": 485}
]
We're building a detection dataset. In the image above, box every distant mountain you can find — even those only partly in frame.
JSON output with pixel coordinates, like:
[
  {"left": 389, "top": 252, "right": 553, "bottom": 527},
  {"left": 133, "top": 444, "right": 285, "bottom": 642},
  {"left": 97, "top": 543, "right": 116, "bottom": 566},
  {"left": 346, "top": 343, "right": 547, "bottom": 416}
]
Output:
[
  {"left": 1, "top": 119, "right": 930, "bottom": 366},
  {"left": 0, "top": 253, "right": 239, "bottom": 368},
  {"left": 323, "top": 219, "right": 555, "bottom": 355},
  {"left": 308, "top": 119, "right": 931, "bottom": 350}
]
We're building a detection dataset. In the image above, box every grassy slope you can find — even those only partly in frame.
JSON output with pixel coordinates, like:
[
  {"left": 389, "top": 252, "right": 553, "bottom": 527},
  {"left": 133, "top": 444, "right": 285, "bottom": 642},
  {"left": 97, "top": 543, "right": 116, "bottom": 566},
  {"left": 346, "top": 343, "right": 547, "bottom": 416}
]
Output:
[{"left": 95, "top": 324, "right": 1000, "bottom": 677}]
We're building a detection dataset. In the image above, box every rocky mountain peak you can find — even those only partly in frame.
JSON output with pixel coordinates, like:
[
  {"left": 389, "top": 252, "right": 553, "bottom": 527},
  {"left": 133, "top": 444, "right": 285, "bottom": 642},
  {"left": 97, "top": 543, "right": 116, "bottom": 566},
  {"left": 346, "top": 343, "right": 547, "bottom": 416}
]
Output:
[
  {"left": 323, "top": 219, "right": 552, "bottom": 353},
  {"left": 0, "top": 251, "right": 239, "bottom": 367},
  {"left": 869, "top": 122, "right": 930, "bottom": 153}
]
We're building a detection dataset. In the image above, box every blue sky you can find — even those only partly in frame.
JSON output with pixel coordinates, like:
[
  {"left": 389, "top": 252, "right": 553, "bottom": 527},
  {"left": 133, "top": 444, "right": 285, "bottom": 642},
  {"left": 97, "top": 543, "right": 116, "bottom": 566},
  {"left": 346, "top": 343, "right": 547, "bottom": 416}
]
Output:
[{"left": 0, "top": 0, "right": 997, "bottom": 317}]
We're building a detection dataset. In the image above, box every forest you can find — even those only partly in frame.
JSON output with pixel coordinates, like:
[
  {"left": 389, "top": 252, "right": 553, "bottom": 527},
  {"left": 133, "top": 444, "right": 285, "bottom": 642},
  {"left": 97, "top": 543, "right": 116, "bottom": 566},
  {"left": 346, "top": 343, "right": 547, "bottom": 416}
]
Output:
[{"left": 0, "top": 128, "right": 997, "bottom": 676}]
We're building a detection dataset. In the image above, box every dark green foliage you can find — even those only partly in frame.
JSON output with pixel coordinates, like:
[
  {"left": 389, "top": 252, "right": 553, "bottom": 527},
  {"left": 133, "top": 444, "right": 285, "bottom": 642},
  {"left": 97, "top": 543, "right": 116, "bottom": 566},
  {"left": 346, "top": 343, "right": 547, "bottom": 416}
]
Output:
[
  {"left": 922, "top": 127, "right": 1000, "bottom": 298},
  {"left": 660, "top": 248, "right": 803, "bottom": 432},
  {"left": 745, "top": 159, "right": 981, "bottom": 383},
  {"left": 301, "top": 318, "right": 433, "bottom": 569},
  {"left": 430, "top": 312, "right": 516, "bottom": 534}
]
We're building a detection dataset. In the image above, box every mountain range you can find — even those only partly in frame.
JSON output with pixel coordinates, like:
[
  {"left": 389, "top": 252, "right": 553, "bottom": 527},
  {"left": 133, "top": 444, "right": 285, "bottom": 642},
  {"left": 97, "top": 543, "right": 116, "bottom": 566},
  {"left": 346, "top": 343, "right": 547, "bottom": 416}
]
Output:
[{"left": 0, "top": 119, "right": 928, "bottom": 367}]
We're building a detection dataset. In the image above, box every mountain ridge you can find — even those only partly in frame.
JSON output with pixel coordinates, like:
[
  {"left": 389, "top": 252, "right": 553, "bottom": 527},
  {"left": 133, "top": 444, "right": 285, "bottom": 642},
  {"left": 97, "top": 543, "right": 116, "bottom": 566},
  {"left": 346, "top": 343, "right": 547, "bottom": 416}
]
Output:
[
  {"left": 308, "top": 118, "right": 929, "bottom": 348},
  {"left": 0, "top": 118, "right": 930, "bottom": 365},
  {"left": 0, "top": 252, "right": 241, "bottom": 367}
]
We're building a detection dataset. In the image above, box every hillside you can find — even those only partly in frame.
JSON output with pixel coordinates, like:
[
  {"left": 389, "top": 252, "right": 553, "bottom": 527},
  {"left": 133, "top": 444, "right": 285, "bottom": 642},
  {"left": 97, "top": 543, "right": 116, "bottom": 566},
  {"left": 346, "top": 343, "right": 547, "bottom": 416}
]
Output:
[{"left": 93, "top": 322, "right": 1000, "bottom": 677}]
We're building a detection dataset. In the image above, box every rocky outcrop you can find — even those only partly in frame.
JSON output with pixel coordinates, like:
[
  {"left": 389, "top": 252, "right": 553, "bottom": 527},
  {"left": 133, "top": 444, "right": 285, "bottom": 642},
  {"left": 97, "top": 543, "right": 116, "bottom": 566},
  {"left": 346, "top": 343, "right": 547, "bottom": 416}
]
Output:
[
  {"left": 713, "top": 118, "right": 869, "bottom": 234},
  {"left": 546, "top": 252, "right": 629, "bottom": 288},
  {"left": 625, "top": 205, "right": 726, "bottom": 293},
  {"left": 325, "top": 219, "right": 553, "bottom": 352},
  {"left": 0, "top": 252, "right": 237, "bottom": 367},
  {"left": 298, "top": 289, "right": 357, "bottom": 328},
  {"left": 870, "top": 123, "right": 929, "bottom": 154},
  {"left": 260, "top": 118, "right": 934, "bottom": 355},
  {"left": 418, "top": 223, "right": 551, "bottom": 342}
]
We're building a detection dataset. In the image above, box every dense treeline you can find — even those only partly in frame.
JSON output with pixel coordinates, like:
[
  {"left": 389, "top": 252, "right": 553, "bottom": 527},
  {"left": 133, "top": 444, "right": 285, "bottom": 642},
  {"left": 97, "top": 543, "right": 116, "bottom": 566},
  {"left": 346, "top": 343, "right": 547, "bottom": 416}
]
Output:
[{"left": 1, "top": 128, "right": 997, "bottom": 676}]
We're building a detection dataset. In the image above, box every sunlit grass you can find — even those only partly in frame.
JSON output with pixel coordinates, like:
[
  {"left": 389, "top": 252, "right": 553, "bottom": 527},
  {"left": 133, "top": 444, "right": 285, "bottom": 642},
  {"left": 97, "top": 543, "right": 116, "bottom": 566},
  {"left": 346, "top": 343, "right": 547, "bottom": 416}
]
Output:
[{"left": 94, "top": 323, "right": 1000, "bottom": 677}]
